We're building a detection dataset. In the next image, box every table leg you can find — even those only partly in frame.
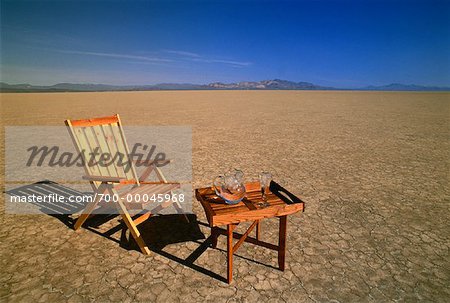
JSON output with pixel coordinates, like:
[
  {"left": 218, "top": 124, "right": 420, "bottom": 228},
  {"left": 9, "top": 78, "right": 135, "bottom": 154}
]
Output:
[
  {"left": 256, "top": 220, "right": 261, "bottom": 241},
  {"left": 211, "top": 227, "right": 219, "bottom": 248},
  {"left": 278, "top": 216, "right": 287, "bottom": 271},
  {"left": 227, "top": 224, "right": 236, "bottom": 284}
]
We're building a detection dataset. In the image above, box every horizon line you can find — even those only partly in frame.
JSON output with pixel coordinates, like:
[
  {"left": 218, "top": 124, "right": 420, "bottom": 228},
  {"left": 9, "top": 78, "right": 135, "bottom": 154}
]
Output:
[{"left": 1, "top": 79, "right": 450, "bottom": 89}]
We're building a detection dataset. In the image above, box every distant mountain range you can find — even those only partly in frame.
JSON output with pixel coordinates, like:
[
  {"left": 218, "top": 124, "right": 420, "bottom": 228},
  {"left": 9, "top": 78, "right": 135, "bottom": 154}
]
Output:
[
  {"left": 0, "top": 82, "right": 205, "bottom": 92},
  {"left": 362, "top": 83, "right": 450, "bottom": 91},
  {"left": 1, "top": 79, "right": 448, "bottom": 92},
  {"left": 207, "top": 79, "right": 333, "bottom": 90}
]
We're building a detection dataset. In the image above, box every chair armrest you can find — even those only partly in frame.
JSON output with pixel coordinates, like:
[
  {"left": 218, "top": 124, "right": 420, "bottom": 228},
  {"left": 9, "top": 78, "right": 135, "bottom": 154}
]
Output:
[
  {"left": 82, "top": 175, "right": 126, "bottom": 183},
  {"left": 132, "top": 159, "right": 174, "bottom": 183}
]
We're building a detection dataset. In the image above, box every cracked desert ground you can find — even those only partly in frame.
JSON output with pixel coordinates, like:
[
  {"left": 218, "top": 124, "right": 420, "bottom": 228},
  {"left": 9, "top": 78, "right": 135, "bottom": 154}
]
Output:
[{"left": 1, "top": 90, "right": 449, "bottom": 302}]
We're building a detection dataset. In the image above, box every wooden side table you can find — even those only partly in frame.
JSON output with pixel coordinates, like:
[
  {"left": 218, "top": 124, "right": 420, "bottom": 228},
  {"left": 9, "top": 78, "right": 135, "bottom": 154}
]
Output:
[{"left": 195, "top": 181, "right": 304, "bottom": 284}]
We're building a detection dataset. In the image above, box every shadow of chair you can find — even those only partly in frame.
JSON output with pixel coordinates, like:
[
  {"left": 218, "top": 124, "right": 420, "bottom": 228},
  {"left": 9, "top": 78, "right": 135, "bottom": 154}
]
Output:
[
  {"left": 5, "top": 181, "right": 205, "bottom": 247},
  {"left": 5, "top": 180, "right": 89, "bottom": 228}
]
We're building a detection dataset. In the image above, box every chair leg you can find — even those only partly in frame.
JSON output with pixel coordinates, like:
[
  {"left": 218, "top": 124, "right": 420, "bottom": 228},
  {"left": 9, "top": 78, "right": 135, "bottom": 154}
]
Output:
[
  {"left": 74, "top": 185, "right": 105, "bottom": 230},
  {"left": 74, "top": 213, "right": 91, "bottom": 230},
  {"left": 155, "top": 170, "right": 189, "bottom": 222},
  {"left": 116, "top": 200, "right": 151, "bottom": 255}
]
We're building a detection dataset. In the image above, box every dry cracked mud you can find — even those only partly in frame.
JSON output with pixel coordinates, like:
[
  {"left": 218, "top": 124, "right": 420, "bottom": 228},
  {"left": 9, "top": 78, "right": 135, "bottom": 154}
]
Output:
[{"left": 1, "top": 91, "right": 449, "bottom": 302}]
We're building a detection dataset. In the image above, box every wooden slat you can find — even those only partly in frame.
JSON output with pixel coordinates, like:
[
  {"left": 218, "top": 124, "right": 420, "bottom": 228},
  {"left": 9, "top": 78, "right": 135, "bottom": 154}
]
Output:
[
  {"left": 208, "top": 196, "right": 285, "bottom": 214},
  {"left": 102, "top": 124, "right": 127, "bottom": 179},
  {"left": 110, "top": 123, "right": 135, "bottom": 181},
  {"left": 209, "top": 201, "right": 247, "bottom": 212},
  {"left": 83, "top": 126, "right": 109, "bottom": 177},
  {"left": 131, "top": 183, "right": 167, "bottom": 196},
  {"left": 69, "top": 115, "right": 119, "bottom": 127},
  {"left": 120, "top": 183, "right": 180, "bottom": 198},
  {"left": 74, "top": 127, "right": 101, "bottom": 177},
  {"left": 245, "top": 181, "right": 261, "bottom": 192},
  {"left": 116, "top": 114, "right": 140, "bottom": 183},
  {"left": 93, "top": 125, "right": 117, "bottom": 178},
  {"left": 125, "top": 183, "right": 152, "bottom": 196},
  {"left": 129, "top": 185, "right": 159, "bottom": 195}
]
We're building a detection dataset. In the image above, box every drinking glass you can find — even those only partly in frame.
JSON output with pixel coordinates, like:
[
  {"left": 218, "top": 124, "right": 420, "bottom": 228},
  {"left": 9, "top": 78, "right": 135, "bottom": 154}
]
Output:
[{"left": 258, "top": 172, "right": 272, "bottom": 208}]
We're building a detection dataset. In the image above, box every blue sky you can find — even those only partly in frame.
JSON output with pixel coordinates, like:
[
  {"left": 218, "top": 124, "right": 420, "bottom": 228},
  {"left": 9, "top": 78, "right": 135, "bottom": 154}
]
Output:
[{"left": 1, "top": 0, "right": 449, "bottom": 87}]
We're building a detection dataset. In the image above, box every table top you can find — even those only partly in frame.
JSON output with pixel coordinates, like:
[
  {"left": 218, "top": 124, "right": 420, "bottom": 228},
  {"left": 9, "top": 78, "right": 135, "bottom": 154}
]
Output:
[{"left": 195, "top": 181, "right": 304, "bottom": 227}]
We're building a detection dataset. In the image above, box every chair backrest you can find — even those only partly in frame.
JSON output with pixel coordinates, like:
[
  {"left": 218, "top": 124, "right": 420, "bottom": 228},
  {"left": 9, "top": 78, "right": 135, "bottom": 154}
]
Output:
[{"left": 65, "top": 114, "right": 139, "bottom": 189}]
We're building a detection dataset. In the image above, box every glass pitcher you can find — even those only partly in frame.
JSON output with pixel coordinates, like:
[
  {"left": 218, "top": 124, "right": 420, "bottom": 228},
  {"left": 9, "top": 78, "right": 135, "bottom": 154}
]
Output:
[{"left": 213, "top": 169, "right": 246, "bottom": 205}]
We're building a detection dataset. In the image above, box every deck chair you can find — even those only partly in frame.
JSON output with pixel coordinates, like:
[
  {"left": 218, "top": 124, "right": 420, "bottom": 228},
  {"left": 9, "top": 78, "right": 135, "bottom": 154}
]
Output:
[{"left": 65, "top": 114, "right": 183, "bottom": 255}]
